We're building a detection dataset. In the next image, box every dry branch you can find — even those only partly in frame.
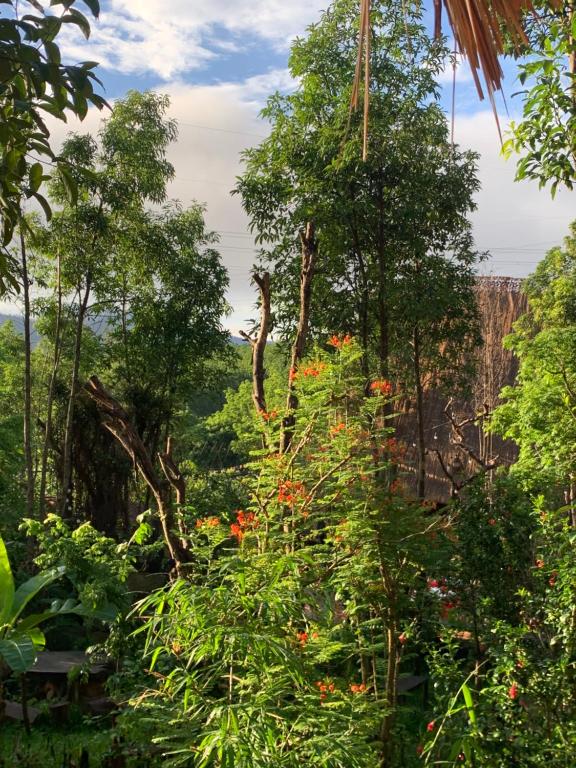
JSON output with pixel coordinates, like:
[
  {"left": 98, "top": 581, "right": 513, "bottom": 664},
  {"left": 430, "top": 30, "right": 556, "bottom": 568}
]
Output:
[
  {"left": 240, "top": 272, "right": 271, "bottom": 416},
  {"left": 280, "top": 222, "right": 317, "bottom": 454},
  {"left": 84, "top": 376, "right": 188, "bottom": 575}
]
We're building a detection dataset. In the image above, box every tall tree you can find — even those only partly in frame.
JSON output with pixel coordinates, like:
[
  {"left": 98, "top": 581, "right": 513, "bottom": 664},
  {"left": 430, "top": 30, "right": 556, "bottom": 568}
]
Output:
[{"left": 237, "top": 0, "right": 481, "bottom": 468}]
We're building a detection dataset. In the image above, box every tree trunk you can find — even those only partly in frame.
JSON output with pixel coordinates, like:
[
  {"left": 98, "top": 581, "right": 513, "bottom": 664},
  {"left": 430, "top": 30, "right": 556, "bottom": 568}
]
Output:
[
  {"left": 376, "top": 180, "right": 389, "bottom": 379},
  {"left": 413, "top": 324, "right": 426, "bottom": 499},
  {"left": 39, "top": 251, "right": 63, "bottom": 518},
  {"left": 280, "top": 222, "right": 317, "bottom": 454},
  {"left": 60, "top": 277, "right": 92, "bottom": 517},
  {"left": 240, "top": 272, "right": 271, "bottom": 416},
  {"left": 19, "top": 229, "right": 35, "bottom": 517}
]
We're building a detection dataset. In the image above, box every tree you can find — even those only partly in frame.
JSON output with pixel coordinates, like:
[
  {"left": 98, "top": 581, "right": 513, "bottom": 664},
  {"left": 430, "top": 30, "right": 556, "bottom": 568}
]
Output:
[
  {"left": 237, "top": 0, "right": 481, "bottom": 489},
  {"left": 490, "top": 222, "right": 576, "bottom": 504},
  {"left": 0, "top": 0, "right": 106, "bottom": 291},
  {"left": 32, "top": 91, "right": 179, "bottom": 517}
]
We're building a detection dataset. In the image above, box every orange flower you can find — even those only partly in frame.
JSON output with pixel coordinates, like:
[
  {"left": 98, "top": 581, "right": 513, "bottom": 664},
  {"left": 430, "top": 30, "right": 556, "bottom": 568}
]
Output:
[
  {"left": 349, "top": 682, "right": 367, "bottom": 694},
  {"left": 369, "top": 379, "right": 392, "bottom": 396},
  {"left": 297, "top": 631, "right": 308, "bottom": 646},
  {"left": 261, "top": 409, "right": 278, "bottom": 421},
  {"left": 289, "top": 367, "right": 298, "bottom": 382},
  {"left": 278, "top": 480, "right": 306, "bottom": 505},
  {"left": 330, "top": 422, "right": 346, "bottom": 436},
  {"left": 301, "top": 362, "right": 326, "bottom": 378},
  {"left": 548, "top": 572, "right": 557, "bottom": 587},
  {"left": 230, "top": 523, "right": 243, "bottom": 541},
  {"left": 535, "top": 559, "right": 545, "bottom": 568},
  {"left": 328, "top": 334, "right": 352, "bottom": 348}
]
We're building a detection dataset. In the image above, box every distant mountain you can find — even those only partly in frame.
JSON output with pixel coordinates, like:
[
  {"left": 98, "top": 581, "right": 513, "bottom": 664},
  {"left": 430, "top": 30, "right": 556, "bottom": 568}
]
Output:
[
  {"left": 1, "top": 314, "right": 250, "bottom": 348},
  {"left": 0, "top": 313, "right": 40, "bottom": 345}
]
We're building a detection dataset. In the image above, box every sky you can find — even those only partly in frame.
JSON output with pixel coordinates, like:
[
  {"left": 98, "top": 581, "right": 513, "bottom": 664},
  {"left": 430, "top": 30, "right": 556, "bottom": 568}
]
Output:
[{"left": 3, "top": 0, "right": 575, "bottom": 332}]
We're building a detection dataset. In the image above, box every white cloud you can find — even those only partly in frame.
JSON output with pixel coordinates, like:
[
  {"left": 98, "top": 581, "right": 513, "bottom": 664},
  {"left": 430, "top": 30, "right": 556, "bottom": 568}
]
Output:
[
  {"left": 3, "top": 82, "right": 574, "bottom": 333},
  {"left": 453, "top": 111, "right": 575, "bottom": 277},
  {"left": 60, "top": 0, "right": 328, "bottom": 79}
]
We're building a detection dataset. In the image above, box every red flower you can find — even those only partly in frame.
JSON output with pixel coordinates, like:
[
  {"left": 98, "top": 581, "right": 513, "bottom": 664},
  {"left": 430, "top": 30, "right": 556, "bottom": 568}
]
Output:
[
  {"left": 428, "top": 579, "right": 439, "bottom": 589},
  {"left": 297, "top": 631, "right": 308, "bottom": 646},
  {"left": 426, "top": 721, "right": 435, "bottom": 732},
  {"left": 416, "top": 745, "right": 423, "bottom": 756},
  {"left": 398, "top": 632, "right": 407, "bottom": 645},
  {"left": 328, "top": 334, "right": 352, "bottom": 348},
  {"left": 369, "top": 379, "right": 392, "bottom": 396},
  {"left": 488, "top": 518, "right": 496, "bottom": 526},
  {"left": 261, "top": 409, "right": 278, "bottom": 421},
  {"left": 230, "top": 523, "right": 243, "bottom": 541},
  {"left": 278, "top": 480, "right": 306, "bottom": 505},
  {"left": 508, "top": 684, "right": 518, "bottom": 700}
]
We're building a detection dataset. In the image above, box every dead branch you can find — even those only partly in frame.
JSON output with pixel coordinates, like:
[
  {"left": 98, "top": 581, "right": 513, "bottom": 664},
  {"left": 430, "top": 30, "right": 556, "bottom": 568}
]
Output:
[
  {"left": 84, "top": 376, "right": 188, "bottom": 576},
  {"left": 241, "top": 272, "right": 271, "bottom": 416},
  {"left": 280, "top": 222, "right": 317, "bottom": 454}
]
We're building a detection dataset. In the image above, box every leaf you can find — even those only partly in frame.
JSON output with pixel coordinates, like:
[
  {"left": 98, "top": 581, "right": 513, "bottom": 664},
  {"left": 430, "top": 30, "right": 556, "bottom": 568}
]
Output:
[
  {"left": 32, "top": 190, "right": 53, "bottom": 221},
  {"left": 61, "top": 9, "right": 91, "bottom": 39},
  {"left": 462, "top": 682, "right": 476, "bottom": 726},
  {"left": 0, "top": 634, "right": 37, "bottom": 673},
  {"left": 57, "top": 163, "right": 78, "bottom": 205},
  {"left": 0, "top": 534, "right": 15, "bottom": 626},
  {"left": 29, "top": 161, "right": 43, "bottom": 192},
  {"left": 81, "top": 0, "right": 100, "bottom": 17},
  {"left": 11, "top": 565, "right": 66, "bottom": 622}
]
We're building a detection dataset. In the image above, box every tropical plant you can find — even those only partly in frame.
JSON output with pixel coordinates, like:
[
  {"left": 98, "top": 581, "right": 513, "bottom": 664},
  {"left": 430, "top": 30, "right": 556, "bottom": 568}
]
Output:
[
  {"left": 0, "top": 0, "right": 106, "bottom": 291},
  {"left": 0, "top": 532, "right": 81, "bottom": 675}
]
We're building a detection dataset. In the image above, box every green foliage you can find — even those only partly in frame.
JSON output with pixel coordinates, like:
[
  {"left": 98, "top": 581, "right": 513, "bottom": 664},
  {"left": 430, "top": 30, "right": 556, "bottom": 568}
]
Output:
[
  {"left": 423, "top": 498, "right": 576, "bottom": 766},
  {"left": 0, "top": 0, "right": 106, "bottom": 289},
  {"left": 0, "top": 531, "right": 84, "bottom": 673},
  {"left": 237, "top": 0, "right": 481, "bottom": 389},
  {"left": 124, "top": 339, "right": 443, "bottom": 767},
  {"left": 21, "top": 514, "right": 134, "bottom": 612},
  {"left": 503, "top": 1, "right": 576, "bottom": 195},
  {"left": 490, "top": 223, "right": 576, "bottom": 495},
  {"left": 0, "top": 322, "right": 25, "bottom": 532}
]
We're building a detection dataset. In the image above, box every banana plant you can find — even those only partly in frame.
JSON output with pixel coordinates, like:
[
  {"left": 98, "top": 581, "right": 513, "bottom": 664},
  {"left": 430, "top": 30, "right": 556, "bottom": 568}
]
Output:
[{"left": 0, "top": 533, "right": 91, "bottom": 675}]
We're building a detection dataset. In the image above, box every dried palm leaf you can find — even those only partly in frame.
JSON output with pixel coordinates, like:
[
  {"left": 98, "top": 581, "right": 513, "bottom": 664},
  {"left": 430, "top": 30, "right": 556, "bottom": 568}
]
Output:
[{"left": 352, "top": 0, "right": 562, "bottom": 156}]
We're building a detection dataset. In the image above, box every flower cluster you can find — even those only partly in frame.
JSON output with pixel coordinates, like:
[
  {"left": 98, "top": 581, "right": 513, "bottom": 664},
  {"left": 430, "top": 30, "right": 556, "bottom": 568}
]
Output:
[
  {"left": 369, "top": 379, "right": 392, "bottom": 396},
  {"left": 327, "top": 334, "right": 352, "bottom": 348},
  {"left": 230, "top": 510, "right": 258, "bottom": 541},
  {"left": 296, "top": 631, "right": 308, "bottom": 646},
  {"left": 315, "top": 680, "right": 336, "bottom": 700},
  {"left": 260, "top": 409, "right": 278, "bottom": 421},
  {"left": 349, "top": 682, "right": 367, "bottom": 694},
  {"left": 301, "top": 362, "right": 326, "bottom": 378},
  {"left": 195, "top": 517, "right": 220, "bottom": 528},
  {"left": 278, "top": 480, "right": 306, "bottom": 505}
]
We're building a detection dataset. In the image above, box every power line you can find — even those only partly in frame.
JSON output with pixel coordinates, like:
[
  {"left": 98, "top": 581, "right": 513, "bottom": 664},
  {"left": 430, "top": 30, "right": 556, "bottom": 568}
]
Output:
[{"left": 177, "top": 120, "right": 268, "bottom": 139}]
